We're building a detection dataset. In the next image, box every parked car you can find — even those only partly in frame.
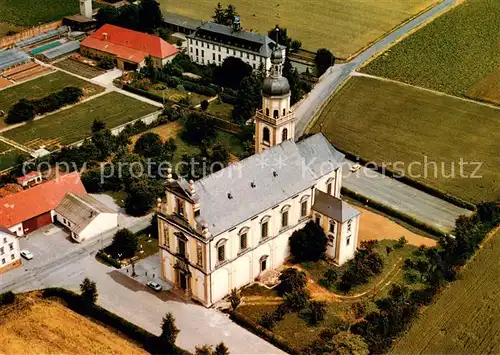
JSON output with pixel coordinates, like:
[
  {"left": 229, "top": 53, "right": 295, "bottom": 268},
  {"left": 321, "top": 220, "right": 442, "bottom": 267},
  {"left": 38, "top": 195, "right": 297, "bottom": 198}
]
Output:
[
  {"left": 147, "top": 281, "right": 162, "bottom": 292},
  {"left": 350, "top": 163, "right": 362, "bottom": 172},
  {"left": 20, "top": 250, "right": 34, "bottom": 260}
]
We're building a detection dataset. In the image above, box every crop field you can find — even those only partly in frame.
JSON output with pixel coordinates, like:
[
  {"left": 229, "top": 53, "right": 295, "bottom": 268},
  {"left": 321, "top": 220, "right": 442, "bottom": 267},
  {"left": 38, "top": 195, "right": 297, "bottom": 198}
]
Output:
[
  {"left": 391, "top": 229, "right": 500, "bottom": 354},
  {"left": 160, "top": 0, "right": 439, "bottom": 58},
  {"left": 362, "top": 0, "right": 500, "bottom": 98},
  {"left": 0, "top": 0, "right": 79, "bottom": 27},
  {"left": 0, "top": 141, "right": 26, "bottom": 171},
  {"left": 312, "top": 75, "right": 500, "bottom": 203},
  {"left": 54, "top": 59, "right": 106, "bottom": 79},
  {"left": 0, "top": 292, "right": 146, "bottom": 354},
  {"left": 466, "top": 68, "right": 500, "bottom": 105},
  {"left": 2, "top": 92, "right": 159, "bottom": 149},
  {"left": 0, "top": 70, "right": 104, "bottom": 114}
]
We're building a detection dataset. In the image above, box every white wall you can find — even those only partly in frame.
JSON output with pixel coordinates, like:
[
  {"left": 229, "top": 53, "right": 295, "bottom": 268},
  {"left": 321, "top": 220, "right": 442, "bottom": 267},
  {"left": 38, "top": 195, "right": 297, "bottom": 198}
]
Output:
[
  {"left": 0, "top": 231, "right": 20, "bottom": 270},
  {"left": 8, "top": 223, "right": 23, "bottom": 237},
  {"left": 75, "top": 213, "right": 118, "bottom": 242},
  {"left": 337, "top": 215, "right": 359, "bottom": 265}
]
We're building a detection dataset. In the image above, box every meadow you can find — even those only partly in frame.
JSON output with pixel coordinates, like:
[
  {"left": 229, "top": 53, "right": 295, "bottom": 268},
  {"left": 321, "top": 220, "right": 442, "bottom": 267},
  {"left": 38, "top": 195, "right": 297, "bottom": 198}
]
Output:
[
  {"left": 0, "top": 70, "right": 104, "bottom": 114},
  {"left": 160, "top": 0, "right": 439, "bottom": 58},
  {"left": 0, "top": 292, "right": 146, "bottom": 354},
  {"left": 391, "top": 229, "right": 500, "bottom": 354},
  {"left": 2, "top": 92, "right": 159, "bottom": 149},
  {"left": 466, "top": 68, "right": 500, "bottom": 105},
  {"left": 362, "top": 0, "right": 500, "bottom": 99},
  {"left": 54, "top": 59, "right": 106, "bottom": 79},
  {"left": 311, "top": 75, "right": 500, "bottom": 203},
  {"left": 0, "top": 141, "right": 26, "bottom": 171},
  {"left": 0, "top": 0, "right": 80, "bottom": 27}
]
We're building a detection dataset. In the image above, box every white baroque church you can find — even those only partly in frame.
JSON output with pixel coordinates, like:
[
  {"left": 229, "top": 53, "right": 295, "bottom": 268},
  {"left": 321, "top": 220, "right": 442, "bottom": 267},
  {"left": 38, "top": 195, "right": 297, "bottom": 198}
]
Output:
[{"left": 156, "top": 48, "right": 361, "bottom": 307}]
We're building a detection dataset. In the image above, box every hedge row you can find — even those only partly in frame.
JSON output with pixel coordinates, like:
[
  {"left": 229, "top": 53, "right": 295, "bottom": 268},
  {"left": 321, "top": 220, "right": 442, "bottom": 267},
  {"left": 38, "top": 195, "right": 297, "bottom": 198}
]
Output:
[
  {"left": 338, "top": 149, "right": 476, "bottom": 211},
  {"left": 219, "top": 92, "right": 238, "bottom": 105},
  {"left": 0, "top": 291, "right": 15, "bottom": 305},
  {"left": 42, "top": 288, "right": 189, "bottom": 354},
  {"left": 96, "top": 250, "right": 122, "bottom": 269},
  {"left": 228, "top": 310, "right": 299, "bottom": 355},
  {"left": 123, "top": 84, "right": 177, "bottom": 105},
  {"left": 341, "top": 187, "right": 447, "bottom": 238}
]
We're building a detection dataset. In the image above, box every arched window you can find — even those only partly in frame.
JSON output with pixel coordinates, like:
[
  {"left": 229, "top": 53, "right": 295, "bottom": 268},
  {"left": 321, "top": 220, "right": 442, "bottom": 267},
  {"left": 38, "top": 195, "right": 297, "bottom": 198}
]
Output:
[
  {"left": 263, "top": 127, "right": 270, "bottom": 142},
  {"left": 266, "top": 108, "right": 270, "bottom": 116},
  {"left": 283, "top": 108, "right": 286, "bottom": 116},
  {"left": 216, "top": 238, "right": 227, "bottom": 263},
  {"left": 273, "top": 110, "right": 279, "bottom": 119},
  {"left": 326, "top": 177, "right": 334, "bottom": 195},
  {"left": 261, "top": 216, "right": 270, "bottom": 239},
  {"left": 300, "top": 195, "right": 310, "bottom": 217},
  {"left": 282, "top": 128, "right": 288, "bottom": 141},
  {"left": 239, "top": 227, "right": 249, "bottom": 251},
  {"left": 281, "top": 205, "right": 290, "bottom": 228}
]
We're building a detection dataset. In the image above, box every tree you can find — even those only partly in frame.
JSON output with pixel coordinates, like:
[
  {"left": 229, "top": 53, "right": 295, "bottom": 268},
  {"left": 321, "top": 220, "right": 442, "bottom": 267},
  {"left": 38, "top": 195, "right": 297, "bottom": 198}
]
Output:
[
  {"left": 111, "top": 228, "right": 138, "bottom": 258},
  {"left": 283, "top": 57, "right": 303, "bottom": 104},
  {"left": 196, "top": 345, "right": 214, "bottom": 355},
  {"left": 98, "top": 57, "right": 115, "bottom": 69},
  {"left": 210, "top": 142, "right": 230, "bottom": 171},
  {"left": 232, "top": 74, "right": 262, "bottom": 123},
  {"left": 80, "top": 277, "right": 98, "bottom": 304},
  {"left": 215, "top": 342, "right": 230, "bottom": 355},
  {"left": 200, "top": 99, "right": 209, "bottom": 111},
  {"left": 139, "top": 0, "right": 163, "bottom": 31},
  {"left": 290, "top": 39, "right": 302, "bottom": 53},
  {"left": 6, "top": 99, "right": 35, "bottom": 124},
  {"left": 267, "top": 26, "right": 291, "bottom": 48},
  {"left": 160, "top": 312, "right": 180, "bottom": 347},
  {"left": 213, "top": 3, "right": 238, "bottom": 26},
  {"left": 91, "top": 128, "right": 115, "bottom": 161},
  {"left": 277, "top": 268, "right": 307, "bottom": 295},
  {"left": 309, "top": 300, "right": 327, "bottom": 325},
  {"left": 125, "top": 178, "right": 159, "bottom": 216},
  {"left": 163, "top": 138, "right": 177, "bottom": 159},
  {"left": 289, "top": 221, "right": 327, "bottom": 261},
  {"left": 96, "top": 6, "right": 120, "bottom": 27},
  {"left": 216, "top": 57, "right": 252, "bottom": 88},
  {"left": 395, "top": 236, "right": 408, "bottom": 249},
  {"left": 229, "top": 288, "right": 241, "bottom": 311},
  {"left": 134, "top": 132, "right": 164, "bottom": 157},
  {"left": 315, "top": 48, "right": 335, "bottom": 76},
  {"left": 184, "top": 112, "right": 217, "bottom": 143},
  {"left": 259, "top": 312, "right": 276, "bottom": 330},
  {"left": 91, "top": 119, "right": 106, "bottom": 133},
  {"left": 321, "top": 268, "right": 338, "bottom": 288},
  {"left": 60, "top": 86, "right": 83, "bottom": 103},
  {"left": 330, "top": 331, "right": 369, "bottom": 355},
  {"left": 284, "top": 289, "right": 310, "bottom": 311}
]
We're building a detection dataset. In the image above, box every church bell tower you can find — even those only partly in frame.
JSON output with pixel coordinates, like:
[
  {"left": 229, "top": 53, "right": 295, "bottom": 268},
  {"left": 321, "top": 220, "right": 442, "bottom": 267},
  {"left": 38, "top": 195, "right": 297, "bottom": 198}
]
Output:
[{"left": 254, "top": 47, "right": 295, "bottom": 153}]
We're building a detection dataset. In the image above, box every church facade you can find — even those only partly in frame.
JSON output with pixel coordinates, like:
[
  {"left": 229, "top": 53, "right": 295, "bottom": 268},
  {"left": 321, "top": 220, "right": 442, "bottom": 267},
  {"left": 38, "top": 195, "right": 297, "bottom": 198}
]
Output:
[{"left": 156, "top": 48, "right": 360, "bottom": 307}]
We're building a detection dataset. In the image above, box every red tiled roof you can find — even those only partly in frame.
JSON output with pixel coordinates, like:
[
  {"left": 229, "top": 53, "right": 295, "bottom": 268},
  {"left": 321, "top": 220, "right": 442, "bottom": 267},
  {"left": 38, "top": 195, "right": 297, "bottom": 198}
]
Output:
[
  {"left": 16, "top": 171, "right": 41, "bottom": 182},
  {"left": 0, "top": 172, "right": 86, "bottom": 228},
  {"left": 81, "top": 24, "right": 178, "bottom": 62}
]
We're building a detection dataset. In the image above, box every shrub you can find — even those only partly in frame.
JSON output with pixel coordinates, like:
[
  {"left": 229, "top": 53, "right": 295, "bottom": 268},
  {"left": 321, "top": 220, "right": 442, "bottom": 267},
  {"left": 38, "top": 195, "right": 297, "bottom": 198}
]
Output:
[
  {"left": 160, "top": 312, "right": 180, "bottom": 348},
  {"left": 98, "top": 57, "right": 115, "bottom": 69},
  {"left": 200, "top": 99, "right": 209, "bottom": 111},
  {"left": 229, "top": 288, "right": 241, "bottom": 311},
  {"left": 259, "top": 311, "right": 276, "bottom": 330},
  {"left": 0, "top": 291, "right": 16, "bottom": 305},
  {"left": 321, "top": 268, "right": 338, "bottom": 288},
  {"left": 309, "top": 300, "right": 327, "bottom": 325},
  {"left": 338, "top": 248, "right": 384, "bottom": 292},
  {"left": 96, "top": 250, "right": 122, "bottom": 268},
  {"left": 110, "top": 228, "right": 138, "bottom": 258},
  {"left": 283, "top": 289, "right": 310, "bottom": 311},
  {"left": 351, "top": 301, "right": 367, "bottom": 319},
  {"left": 134, "top": 132, "right": 164, "bottom": 157},
  {"left": 6, "top": 99, "right": 35, "bottom": 123},
  {"left": 289, "top": 221, "right": 327, "bottom": 261},
  {"left": 277, "top": 268, "right": 307, "bottom": 296},
  {"left": 395, "top": 236, "right": 408, "bottom": 249},
  {"left": 80, "top": 277, "right": 98, "bottom": 304}
]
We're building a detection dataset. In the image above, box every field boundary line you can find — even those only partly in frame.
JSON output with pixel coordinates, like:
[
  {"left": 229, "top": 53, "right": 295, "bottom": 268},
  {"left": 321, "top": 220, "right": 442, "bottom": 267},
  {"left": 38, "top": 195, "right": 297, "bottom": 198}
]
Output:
[
  {"left": 0, "top": 65, "right": 56, "bottom": 93},
  {"left": 343, "top": 0, "right": 446, "bottom": 63},
  {"left": 353, "top": 72, "right": 500, "bottom": 111}
]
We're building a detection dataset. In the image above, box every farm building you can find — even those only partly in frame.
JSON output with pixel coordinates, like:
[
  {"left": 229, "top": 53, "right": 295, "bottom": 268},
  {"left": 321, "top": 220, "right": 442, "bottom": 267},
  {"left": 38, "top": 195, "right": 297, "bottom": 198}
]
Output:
[
  {"left": 0, "top": 172, "right": 86, "bottom": 236},
  {"left": 39, "top": 41, "right": 81, "bottom": 62},
  {"left": 162, "top": 12, "right": 202, "bottom": 35},
  {"left": 0, "top": 226, "right": 21, "bottom": 274},
  {"left": 80, "top": 24, "right": 179, "bottom": 70},
  {"left": 15, "top": 26, "right": 69, "bottom": 49},
  {"left": 187, "top": 18, "right": 285, "bottom": 71},
  {"left": 0, "top": 48, "right": 30, "bottom": 72},
  {"left": 54, "top": 193, "right": 118, "bottom": 243},
  {"left": 16, "top": 171, "right": 43, "bottom": 188}
]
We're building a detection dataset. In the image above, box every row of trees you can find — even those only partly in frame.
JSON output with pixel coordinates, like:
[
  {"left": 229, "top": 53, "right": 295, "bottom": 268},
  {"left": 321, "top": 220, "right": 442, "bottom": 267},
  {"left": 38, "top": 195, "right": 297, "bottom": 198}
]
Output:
[
  {"left": 96, "top": 0, "right": 163, "bottom": 33},
  {"left": 6, "top": 87, "right": 83, "bottom": 124}
]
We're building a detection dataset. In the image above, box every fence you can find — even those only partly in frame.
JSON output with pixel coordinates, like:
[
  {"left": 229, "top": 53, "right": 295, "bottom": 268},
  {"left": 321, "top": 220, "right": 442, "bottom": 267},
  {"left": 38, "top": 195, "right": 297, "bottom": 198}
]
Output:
[{"left": 0, "top": 21, "right": 63, "bottom": 49}]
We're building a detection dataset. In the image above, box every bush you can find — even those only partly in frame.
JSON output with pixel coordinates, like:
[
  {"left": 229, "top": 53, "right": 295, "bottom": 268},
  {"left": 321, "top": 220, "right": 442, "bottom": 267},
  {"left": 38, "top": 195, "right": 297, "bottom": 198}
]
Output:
[
  {"left": 229, "top": 288, "right": 241, "bottom": 311},
  {"left": 6, "top": 99, "right": 35, "bottom": 123},
  {"left": 80, "top": 277, "right": 98, "bottom": 304},
  {"left": 395, "top": 236, "right": 408, "bottom": 249},
  {"left": 110, "top": 228, "right": 138, "bottom": 259},
  {"left": 289, "top": 221, "right": 327, "bottom": 261},
  {"left": 321, "top": 268, "right": 338, "bottom": 288},
  {"left": 309, "top": 300, "right": 327, "bottom": 325},
  {"left": 259, "top": 312, "right": 276, "bottom": 330},
  {"left": 98, "top": 57, "right": 115, "bottom": 69},
  {"left": 283, "top": 289, "right": 310, "bottom": 311},
  {"left": 338, "top": 247, "right": 384, "bottom": 292},
  {"left": 96, "top": 250, "right": 122, "bottom": 268},
  {"left": 0, "top": 291, "right": 16, "bottom": 305},
  {"left": 277, "top": 268, "right": 307, "bottom": 296}
]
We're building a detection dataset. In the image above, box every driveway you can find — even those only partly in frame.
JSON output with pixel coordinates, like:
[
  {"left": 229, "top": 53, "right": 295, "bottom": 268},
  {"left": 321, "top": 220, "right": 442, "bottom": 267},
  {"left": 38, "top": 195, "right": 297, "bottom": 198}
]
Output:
[
  {"left": 2, "top": 248, "right": 284, "bottom": 354},
  {"left": 342, "top": 161, "right": 471, "bottom": 232}
]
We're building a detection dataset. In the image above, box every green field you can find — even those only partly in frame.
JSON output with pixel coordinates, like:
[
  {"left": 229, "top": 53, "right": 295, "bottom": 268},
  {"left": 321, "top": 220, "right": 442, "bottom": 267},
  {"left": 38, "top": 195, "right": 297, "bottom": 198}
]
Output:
[
  {"left": 0, "top": 71, "right": 104, "bottom": 115},
  {"left": 391, "top": 230, "right": 500, "bottom": 354},
  {"left": 0, "top": 141, "right": 26, "bottom": 171},
  {"left": 0, "top": 0, "right": 80, "bottom": 27},
  {"left": 312, "top": 75, "right": 500, "bottom": 203},
  {"left": 54, "top": 59, "right": 106, "bottom": 79},
  {"left": 466, "top": 68, "right": 500, "bottom": 105},
  {"left": 2, "top": 92, "right": 159, "bottom": 149},
  {"left": 362, "top": 0, "right": 500, "bottom": 98},
  {"left": 160, "top": 0, "right": 439, "bottom": 58}
]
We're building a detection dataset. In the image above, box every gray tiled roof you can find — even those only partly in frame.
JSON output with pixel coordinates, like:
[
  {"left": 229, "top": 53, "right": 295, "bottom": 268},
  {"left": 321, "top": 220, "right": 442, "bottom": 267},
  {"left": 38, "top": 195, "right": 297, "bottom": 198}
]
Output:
[
  {"left": 312, "top": 190, "right": 360, "bottom": 223},
  {"left": 194, "top": 133, "right": 344, "bottom": 236},
  {"left": 55, "top": 193, "right": 115, "bottom": 234},
  {"left": 162, "top": 12, "right": 203, "bottom": 30},
  {"left": 188, "top": 22, "right": 284, "bottom": 57}
]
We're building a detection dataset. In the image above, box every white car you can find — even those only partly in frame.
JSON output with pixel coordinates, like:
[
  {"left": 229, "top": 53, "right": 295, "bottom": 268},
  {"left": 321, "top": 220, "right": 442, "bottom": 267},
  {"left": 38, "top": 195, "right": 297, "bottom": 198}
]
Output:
[
  {"left": 20, "top": 250, "right": 34, "bottom": 260},
  {"left": 147, "top": 281, "right": 162, "bottom": 292},
  {"left": 350, "top": 163, "right": 362, "bottom": 172}
]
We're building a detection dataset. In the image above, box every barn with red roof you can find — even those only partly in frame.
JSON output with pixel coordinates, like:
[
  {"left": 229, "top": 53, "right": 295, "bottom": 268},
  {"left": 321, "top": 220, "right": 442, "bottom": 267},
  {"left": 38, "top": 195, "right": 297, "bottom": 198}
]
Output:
[
  {"left": 0, "top": 172, "right": 86, "bottom": 236},
  {"left": 80, "top": 24, "right": 179, "bottom": 70}
]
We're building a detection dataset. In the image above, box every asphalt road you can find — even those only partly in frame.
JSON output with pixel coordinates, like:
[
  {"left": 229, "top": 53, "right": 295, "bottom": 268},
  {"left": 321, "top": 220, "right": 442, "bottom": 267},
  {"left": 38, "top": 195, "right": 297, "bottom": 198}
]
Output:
[
  {"left": 294, "top": 0, "right": 459, "bottom": 136},
  {"left": 342, "top": 162, "right": 470, "bottom": 232}
]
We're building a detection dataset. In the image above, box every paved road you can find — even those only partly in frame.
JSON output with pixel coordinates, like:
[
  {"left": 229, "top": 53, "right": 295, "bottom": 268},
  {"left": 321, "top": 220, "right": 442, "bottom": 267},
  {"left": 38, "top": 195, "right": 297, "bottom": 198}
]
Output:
[
  {"left": 342, "top": 162, "right": 470, "bottom": 232},
  {"left": 294, "top": 0, "right": 459, "bottom": 136}
]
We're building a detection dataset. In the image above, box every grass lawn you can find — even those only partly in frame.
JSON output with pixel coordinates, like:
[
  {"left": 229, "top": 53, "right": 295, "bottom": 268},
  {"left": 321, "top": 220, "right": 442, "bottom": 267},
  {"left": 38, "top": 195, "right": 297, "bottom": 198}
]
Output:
[
  {"left": 0, "top": 292, "right": 146, "bottom": 354},
  {"left": 3, "top": 92, "right": 159, "bottom": 150},
  {"left": 312, "top": 75, "right": 500, "bottom": 203},
  {"left": 0, "top": 70, "right": 104, "bottom": 114},
  {"left": 391, "top": 230, "right": 500, "bottom": 354},
  {"left": 53, "top": 59, "right": 105, "bottom": 79},
  {"left": 0, "top": 141, "right": 26, "bottom": 171},
  {"left": 206, "top": 101, "right": 233, "bottom": 120},
  {"left": 160, "top": 0, "right": 439, "bottom": 58},
  {"left": 150, "top": 86, "right": 210, "bottom": 106},
  {"left": 136, "top": 233, "right": 159, "bottom": 260},
  {"left": 362, "top": 0, "right": 500, "bottom": 98}
]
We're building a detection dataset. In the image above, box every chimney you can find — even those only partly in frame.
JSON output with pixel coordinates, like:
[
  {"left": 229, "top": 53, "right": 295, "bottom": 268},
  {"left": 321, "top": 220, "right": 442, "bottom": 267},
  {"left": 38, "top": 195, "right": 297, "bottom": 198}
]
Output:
[
  {"left": 189, "top": 179, "right": 195, "bottom": 195},
  {"left": 102, "top": 32, "right": 108, "bottom": 41}
]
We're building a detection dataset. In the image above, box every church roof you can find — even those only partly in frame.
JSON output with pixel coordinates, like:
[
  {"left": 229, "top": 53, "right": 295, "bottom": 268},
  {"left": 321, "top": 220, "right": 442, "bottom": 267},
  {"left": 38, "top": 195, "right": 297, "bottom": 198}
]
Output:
[
  {"left": 194, "top": 133, "right": 344, "bottom": 236},
  {"left": 312, "top": 190, "right": 360, "bottom": 223}
]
